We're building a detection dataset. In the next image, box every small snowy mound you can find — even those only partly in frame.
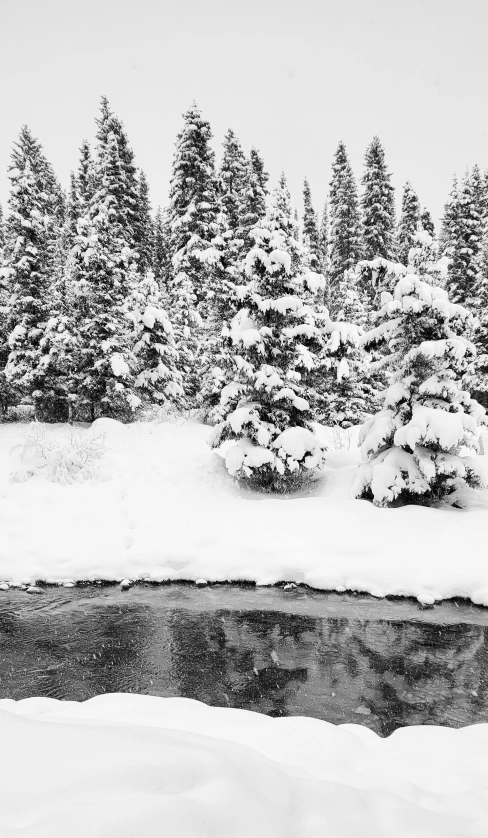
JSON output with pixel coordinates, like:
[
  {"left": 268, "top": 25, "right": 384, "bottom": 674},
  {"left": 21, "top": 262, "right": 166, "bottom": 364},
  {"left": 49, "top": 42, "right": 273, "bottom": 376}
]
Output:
[{"left": 1, "top": 694, "right": 487, "bottom": 837}]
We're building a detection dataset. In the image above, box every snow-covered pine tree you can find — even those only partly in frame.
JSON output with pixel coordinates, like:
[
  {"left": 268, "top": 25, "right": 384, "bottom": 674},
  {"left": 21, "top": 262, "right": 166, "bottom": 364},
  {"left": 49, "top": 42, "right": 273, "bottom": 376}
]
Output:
[
  {"left": 302, "top": 179, "right": 320, "bottom": 270},
  {"left": 465, "top": 227, "right": 488, "bottom": 408},
  {"left": 407, "top": 228, "right": 448, "bottom": 287},
  {"left": 439, "top": 175, "right": 458, "bottom": 258},
  {"left": 396, "top": 181, "right": 420, "bottom": 266},
  {"left": 420, "top": 207, "right": 435, "bottom": 237},
  {"left": 321, "top": 268, "right": 377, "bottom": 426},
  {"left": 318, "top": 201, "right": 329, "bottom": 284},
  {"left": 353, "top": 259, "right": 485, "bottom": 507},
  {"left": 134, "top": 170, "right": 154, "bottom": 276},
  {"left": 59, "top": 101, "right": 141, "bottom": 420},
  {"left": 128, "top": 270, "right": 183, "bottom": 406},
  {"left": 0, "top": 202, "right": 5, "bottom": 253},
  {"left": 208, "top": 177, "right": 327, "bottom": 491},
  {"left": 219, "top": 129, "right": 247, "bottom": 238},
  {"left": 238, "top": 147, "right": 268, "bottom": 244},
  {"left": 77, "top": 139, "right": 95, "bottom": 207},
  {"left": 169, "top": 102, "right": 219, "bottom": 305},
  {"left": 361, "top": 136, "right": 395, "bottom": 262},
  {"left": 2, "top": 126, "right": 66, "bottom": 418},
  {"left": 444, "top": 172, "right": 482, "bottom": 309},
  {"left": 152, "top": 206, "right": 172, "bottom": 295},
  {"left": 328, "top": 142, "right": 363, "bottom": 299},
  {"left": 168, "top": 103, "right": 219, "bottom": 399}
]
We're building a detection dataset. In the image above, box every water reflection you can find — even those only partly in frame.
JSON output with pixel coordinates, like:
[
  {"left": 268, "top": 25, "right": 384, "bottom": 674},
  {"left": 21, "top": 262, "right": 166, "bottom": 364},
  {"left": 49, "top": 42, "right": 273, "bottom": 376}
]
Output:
[{"left": 0, "top": 585, "right": 488, "bottom": 735}]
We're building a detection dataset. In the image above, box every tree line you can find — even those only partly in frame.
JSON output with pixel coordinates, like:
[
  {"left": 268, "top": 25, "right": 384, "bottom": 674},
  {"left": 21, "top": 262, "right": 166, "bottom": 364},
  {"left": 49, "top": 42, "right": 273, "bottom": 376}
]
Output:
[{"left": 0, "top": 98, "right": 487, "bottom": 502}]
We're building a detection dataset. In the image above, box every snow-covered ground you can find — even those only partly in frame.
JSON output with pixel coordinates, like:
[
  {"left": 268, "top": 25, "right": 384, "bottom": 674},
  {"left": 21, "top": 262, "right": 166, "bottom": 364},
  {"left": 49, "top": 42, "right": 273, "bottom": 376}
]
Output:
[
  {"left": 1, "top": 693, "right": 487, "bottom": 837},
  {"left": 1, "top": 418, "right": 488, "bottom": 605}
]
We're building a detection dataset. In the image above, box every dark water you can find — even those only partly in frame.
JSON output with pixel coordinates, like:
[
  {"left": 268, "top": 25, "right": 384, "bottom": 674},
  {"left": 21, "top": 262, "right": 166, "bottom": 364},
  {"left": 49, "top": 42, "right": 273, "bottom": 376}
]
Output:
[{"left": 1, "top": 584, "right": 488, "bottom": 736}]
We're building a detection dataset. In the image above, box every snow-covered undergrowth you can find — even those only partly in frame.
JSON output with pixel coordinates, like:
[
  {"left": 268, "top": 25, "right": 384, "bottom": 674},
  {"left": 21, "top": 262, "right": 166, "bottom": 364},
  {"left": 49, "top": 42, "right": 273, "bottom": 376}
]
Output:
[
  {"left": 1, "top": 693, "right": 487, "bottom": 837},
  {"left": 1, "top": 418, "right": 488, "bottom": 605}
]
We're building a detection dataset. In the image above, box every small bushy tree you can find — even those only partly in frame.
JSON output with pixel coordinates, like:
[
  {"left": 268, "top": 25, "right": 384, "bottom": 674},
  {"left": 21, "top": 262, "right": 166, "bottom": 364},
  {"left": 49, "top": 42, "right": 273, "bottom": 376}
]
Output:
[{"left": 353, "top": 260, "right": 486, "bottom": 506}]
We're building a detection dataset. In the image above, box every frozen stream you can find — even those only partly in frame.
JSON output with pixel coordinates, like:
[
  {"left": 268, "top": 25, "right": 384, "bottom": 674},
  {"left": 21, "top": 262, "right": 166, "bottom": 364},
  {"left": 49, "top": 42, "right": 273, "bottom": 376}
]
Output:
[{"left": 1, "top": 584, "right": 488, "bottom": 736}]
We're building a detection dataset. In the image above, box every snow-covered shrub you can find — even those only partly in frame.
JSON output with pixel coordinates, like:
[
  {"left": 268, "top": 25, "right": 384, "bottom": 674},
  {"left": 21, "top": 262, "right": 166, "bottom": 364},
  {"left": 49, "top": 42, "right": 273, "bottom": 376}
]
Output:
[
  {"left": 10, "top": 422, "right": 106, "bottom": 485},
  {"left": 328, "top": 424, "right": 352, "bottom": 451},
  {"left": 353, "top": 262, "right": 486, "bottom": 507},
  {"left": 209, "top": 177, "right": 327, "bottom": 492}
]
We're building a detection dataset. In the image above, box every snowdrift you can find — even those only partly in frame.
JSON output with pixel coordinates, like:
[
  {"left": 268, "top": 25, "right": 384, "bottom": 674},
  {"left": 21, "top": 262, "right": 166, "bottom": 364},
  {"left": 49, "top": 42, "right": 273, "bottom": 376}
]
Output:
[
  {"left": 1, "top": 693, "right": 487, "bottom": 837},
  {"left": 0, "top": 418, "right": 488, "bottom": 605}
]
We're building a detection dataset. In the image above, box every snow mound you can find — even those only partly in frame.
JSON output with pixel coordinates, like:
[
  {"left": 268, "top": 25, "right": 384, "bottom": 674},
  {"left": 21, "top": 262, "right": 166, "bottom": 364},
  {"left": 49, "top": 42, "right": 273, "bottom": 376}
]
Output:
[{"left": 1, "top": 694, "right": 487, "bottom": 837}]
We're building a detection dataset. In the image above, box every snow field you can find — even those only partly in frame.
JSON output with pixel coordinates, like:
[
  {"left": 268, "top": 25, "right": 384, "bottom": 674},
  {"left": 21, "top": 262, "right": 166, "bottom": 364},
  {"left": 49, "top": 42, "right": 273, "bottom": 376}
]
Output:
[
  {"left": 1, "top": 693, "right": 488, "bottom": 837},
  {"left": 0, "top": 418, "right": 488, "bottom": 605}
]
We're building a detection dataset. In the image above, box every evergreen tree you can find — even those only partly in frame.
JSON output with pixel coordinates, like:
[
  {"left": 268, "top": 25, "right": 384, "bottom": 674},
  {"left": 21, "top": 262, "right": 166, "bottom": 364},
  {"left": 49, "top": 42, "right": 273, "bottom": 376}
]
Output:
[
  {"left": 328, "top": 142, "right": 362, "bottom": 292},
  {"left": 153, "top": 206, "right": 172, "bottom": 293},
  {"left": 302, "top": 179, "right": 320, "bottom": 269},
  {"left": 57, "top": 101, "right": 141, "bottom": 420},
  {"left": 2, "top": 126, "right": 64, "bottom": 417},
  {"left": 396, "top": 181, "right": 420, "bottom": 266},
  {"left": 0, "top": 202, "right": 5, "bottom": 252},
  {"left": 318, "top": 201, "right": 329, "bottom": 277},
  {"left": 77, "top": 139, "right": 95, "bottom": 207},
  {"left": 169, "top": 102, "right": 219, "bottom": 303},
  {"left": 323, "top": 268, "right": 377, "bottom": 426},
  {"left": 445, "top": 172, "right": 482, "bottom": 308},
  {"left": 353, "top": 259, "right": 485, "bottom": 506},
  {"left": 361, "top": 136, "right": 395, "bottom": 261},
  {"left": 439, "top": 175, "right": 458, "bottom": 257},
  {"left": 420, "top": 207, "right": 435, "bottom": 237},
  {"left": 168, "top": 102, "right": 220, "bottom": 400},
  {"left": 465, "top": 228, "right": 488, "bottom": 408},
  {"left": 209, "top": 179, "right": 327, "bottom": 491},
  {"left": 134, "top": 170, "right": 154, "bottom": 275},
  {"left": 219, "top": 129, "right": 247, "bottom": 236},
  {"left": 238, "top": 147, "right": 268, "bottom": 247},
  {"left": 129, "top": 271, "right": 183, "bottom": 404}
]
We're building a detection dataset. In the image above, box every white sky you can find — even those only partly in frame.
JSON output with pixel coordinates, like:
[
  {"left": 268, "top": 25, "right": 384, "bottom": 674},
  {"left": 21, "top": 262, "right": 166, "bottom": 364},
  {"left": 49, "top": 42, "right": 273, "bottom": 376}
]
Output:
[{"left": 1, "top": 0, "right": 487, "bottom": 226}]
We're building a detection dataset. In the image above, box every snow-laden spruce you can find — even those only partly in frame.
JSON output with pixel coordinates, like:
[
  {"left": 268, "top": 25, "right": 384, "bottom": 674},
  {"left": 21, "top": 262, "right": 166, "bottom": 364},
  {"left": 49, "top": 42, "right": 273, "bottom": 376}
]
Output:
[
  {"left": 209, "top": 179, "right": 328, "bottom": 491},
  {"left": 353, "top": 259, "right": 486, "bottom": 507},
  {"left": 128, "top": 271, "right": 183, "bottom": 404}
]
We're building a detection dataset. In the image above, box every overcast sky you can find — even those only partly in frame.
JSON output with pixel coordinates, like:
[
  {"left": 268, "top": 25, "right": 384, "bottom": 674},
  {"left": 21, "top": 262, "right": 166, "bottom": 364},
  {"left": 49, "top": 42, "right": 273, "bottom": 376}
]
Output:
[{"left": 1, "top": 0, "right": 487, "bottom": 226}]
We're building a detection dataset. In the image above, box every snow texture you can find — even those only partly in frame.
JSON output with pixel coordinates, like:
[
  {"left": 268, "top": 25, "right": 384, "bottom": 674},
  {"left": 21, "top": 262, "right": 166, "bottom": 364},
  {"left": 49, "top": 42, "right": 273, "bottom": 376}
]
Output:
[
  {"left": 1, "top": 420, "right": 488, "bottom": 605},
  {"left": 1, "top": 693, "right": 488, "bottom": 837}
]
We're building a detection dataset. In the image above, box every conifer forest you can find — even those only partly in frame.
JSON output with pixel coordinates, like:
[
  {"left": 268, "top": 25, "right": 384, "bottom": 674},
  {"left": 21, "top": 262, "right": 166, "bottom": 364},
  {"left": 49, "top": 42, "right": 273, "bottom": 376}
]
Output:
[{"left": 1, "top": 97, "right": 486, "bottom": 503}]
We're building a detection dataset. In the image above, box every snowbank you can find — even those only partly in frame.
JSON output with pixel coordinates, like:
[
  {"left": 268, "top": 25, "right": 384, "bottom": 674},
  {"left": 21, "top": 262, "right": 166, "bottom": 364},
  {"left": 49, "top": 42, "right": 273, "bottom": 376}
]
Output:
[
  {"left": 1, "top": 419, "right": 488, "bottom": 605},
  {"left": 1, "top": 693, "right": 487, "bottom": 837}
]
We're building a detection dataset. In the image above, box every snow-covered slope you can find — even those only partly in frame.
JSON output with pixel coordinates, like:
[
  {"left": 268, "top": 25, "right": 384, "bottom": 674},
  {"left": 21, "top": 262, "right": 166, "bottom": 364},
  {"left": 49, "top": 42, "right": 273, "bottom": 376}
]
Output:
[
  {"left": 1, "top": 693, "right": 487, "bottom": 837},
  {"left": 1, "top": 418, "right": 488, "bottom": 605}
]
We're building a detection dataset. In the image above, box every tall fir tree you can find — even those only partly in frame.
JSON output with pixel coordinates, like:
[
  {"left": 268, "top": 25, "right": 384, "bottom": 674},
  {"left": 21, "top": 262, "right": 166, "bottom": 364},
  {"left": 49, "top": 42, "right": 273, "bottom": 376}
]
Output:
[
  {"left": 238, "top": 147, "right": 269, "bottom": 250},
  {"left": 153, "top": 206, "right": 172, "bottom": 293},
  {"left": 328, "top": 142, "right": 363, "bottom": 303},
  {"left": 444, "top": 172, "right": 482, "bottom": 308},
  {"left": 2, "top": 127, "right": 65, "bottom": 416},
  {"left": 54, "top": 100, "right": 142, "bottom": 420},
  {"left": 168, "top": 102, "right": 219, "bottom": 399},
  {"left": 0, "top": 202, "right": 4, "bottom": 253},
  {"left": 396, "top": 181, "right": 420, "bottom": 266},
  {"left": 361, "top": 136, "right": 395, "bottom": 261},
  {"left": 219, "top": 129, "right": 247, "bottom": 236},
  {"left": 134, "top": 170, "right": 154, "bottom": 275},
  {"left": 465, "top": 227, "right": 488, "bottom": 408},
  {"left": 302, "top": 179, "right": 320, "bottom": 270}
]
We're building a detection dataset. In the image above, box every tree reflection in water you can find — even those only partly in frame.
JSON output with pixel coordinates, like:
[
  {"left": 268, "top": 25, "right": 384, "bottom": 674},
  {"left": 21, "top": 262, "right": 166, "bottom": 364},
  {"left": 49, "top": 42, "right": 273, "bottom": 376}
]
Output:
[{"left": 1, "top": 586, "right": 488, "bottom": 735}]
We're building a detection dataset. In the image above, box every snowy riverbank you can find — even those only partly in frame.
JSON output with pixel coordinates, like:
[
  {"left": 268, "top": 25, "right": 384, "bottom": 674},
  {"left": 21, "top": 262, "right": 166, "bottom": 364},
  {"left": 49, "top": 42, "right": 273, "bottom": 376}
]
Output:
[
  {"left": 1, "top": 418, "right": 488, "bottom": 605},
  {"left": 1, "top": 693, "right": 488, "bottom": 837}
]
